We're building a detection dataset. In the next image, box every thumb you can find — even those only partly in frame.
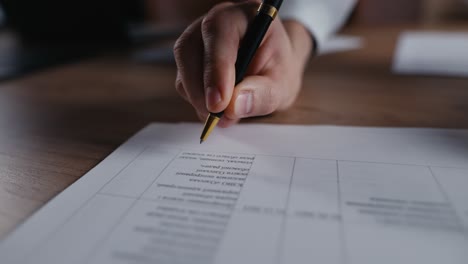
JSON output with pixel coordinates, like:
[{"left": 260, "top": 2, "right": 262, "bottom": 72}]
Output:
[{"left": 224, "top": 75, "right": 285, "bottom": 120}]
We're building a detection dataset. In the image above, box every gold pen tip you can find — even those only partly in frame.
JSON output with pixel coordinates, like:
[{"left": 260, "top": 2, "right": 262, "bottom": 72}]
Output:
[{"left": 200, "top": 114, "right": 221, "bottom": 144}]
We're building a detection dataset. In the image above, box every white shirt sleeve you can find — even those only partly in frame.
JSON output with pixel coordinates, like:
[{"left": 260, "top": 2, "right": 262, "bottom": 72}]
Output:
[{"left": 280, "top": 0, "right": 357, "bottom": 51}]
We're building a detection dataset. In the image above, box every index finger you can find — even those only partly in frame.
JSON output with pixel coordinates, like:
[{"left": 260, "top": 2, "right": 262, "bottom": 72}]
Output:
[{"left": 201, "top": 1, "right": 258, "bottom": 113}]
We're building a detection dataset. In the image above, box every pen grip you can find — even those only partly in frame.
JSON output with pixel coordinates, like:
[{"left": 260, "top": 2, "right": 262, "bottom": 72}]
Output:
[{"left": 235, "top": 12, "right": 273, "bottom": 85}]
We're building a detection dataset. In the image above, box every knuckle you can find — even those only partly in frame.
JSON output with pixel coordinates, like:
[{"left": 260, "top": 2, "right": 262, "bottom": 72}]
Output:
[
  {"left": 173, "top": 35, "right": 188, "bottom": 63},
  {"left": 173, "top": 16, "right": 204, "bottom": 63},
  {"left": 201, "top": 3, "right": 232, "bottom": 38},
  {"left": 201, "top": 14, "right": 219, "bottom": 38},
  {"left": 175, "top": 78, "right": 184, "bottom": 94}
]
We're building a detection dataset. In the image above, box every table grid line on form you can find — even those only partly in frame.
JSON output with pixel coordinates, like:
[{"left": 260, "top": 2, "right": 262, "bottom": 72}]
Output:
[
  {"left": 210, "top": 153, "right": 256, "bottom": 264},
  {"left": 275, "top": 157, "right": 297, "bottom": 264},
  {"left": 170, "top": 147, "right": 468, "bottom": 171},
  {"left": 16, "top": 146, "right": 468, "bottom": 264},
  {"left": 21, "top": 146, "right": 151, "bottom": 264},
  {"left": 337, "top": 160, "right": 349, "bottom": 264},
  {"left": 428, "top": 166, "right": 468, "bottom": 238},
  {"left": 87, "top": 148, "right": 257, "bottom": 264},
  {"left": 81, "top": 149, "right": 467, "bottom": 263},
  {"left": 84, "top": 148, "right": 183, "bottom": 263}
]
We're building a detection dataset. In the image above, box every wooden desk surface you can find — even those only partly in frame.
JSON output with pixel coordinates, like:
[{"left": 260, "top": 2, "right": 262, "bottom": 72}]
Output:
[{"left": 0, "top": 24, "right": 467, "bottom": 239}]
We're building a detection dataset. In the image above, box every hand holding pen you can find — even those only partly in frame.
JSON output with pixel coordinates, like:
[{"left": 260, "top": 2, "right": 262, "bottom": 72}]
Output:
[{"left": 173, "top": 0, "right": 313, "bottom": 142}]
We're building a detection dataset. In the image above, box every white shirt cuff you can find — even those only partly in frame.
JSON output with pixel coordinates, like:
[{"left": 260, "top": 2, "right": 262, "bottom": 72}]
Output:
[{"left": 280, "top": 0, "right": 356, "bottom": 52}]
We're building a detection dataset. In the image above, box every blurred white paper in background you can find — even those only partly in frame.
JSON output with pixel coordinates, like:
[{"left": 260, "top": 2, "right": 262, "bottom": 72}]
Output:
[
  {"left": 393, "top": 31, "right": 468, "bottom": 78},
  {"left": 319, "top": 35, "right": 364, "bottom": 55}
]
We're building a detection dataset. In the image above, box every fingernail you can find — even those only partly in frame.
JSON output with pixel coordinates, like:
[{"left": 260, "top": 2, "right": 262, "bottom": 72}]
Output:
[
  {"left": 235, "top": 91, "right": 253, "bottom": 117},
  {"left": 206, "top": 88, "right": 222, "bottom": 109}
]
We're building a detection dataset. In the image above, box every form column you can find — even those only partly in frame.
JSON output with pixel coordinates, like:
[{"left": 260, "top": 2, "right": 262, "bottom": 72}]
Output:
[
  {"left": 215, "top": 155, "right": 294, "bottom": 264},
  {"left": 338, "top": 161, "right": 467, "bottom": 264},
  {"left": 280, "top": 159, "right": 342, "bottom": 264},
  {"left": 430, "top": 166, "right": 468, "bottom": 235}
]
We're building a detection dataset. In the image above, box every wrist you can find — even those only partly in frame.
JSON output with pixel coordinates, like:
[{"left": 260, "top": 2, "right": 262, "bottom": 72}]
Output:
[{"left": 282, "top": 20, "right": 314, "bottom": 68}]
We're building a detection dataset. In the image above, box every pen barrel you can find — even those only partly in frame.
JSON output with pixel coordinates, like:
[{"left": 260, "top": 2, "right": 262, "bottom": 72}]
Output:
[{"left": 234, "top": 12, "right": 273, "bottom": 85}]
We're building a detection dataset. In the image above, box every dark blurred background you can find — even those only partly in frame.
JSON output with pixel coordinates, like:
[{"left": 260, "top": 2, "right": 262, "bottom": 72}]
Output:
[
  {"left": 0, "top": 0, "right": 466, "bottom": 80},
  {"left": 0, "top": 0, "right": 143, "bottom": 41}
]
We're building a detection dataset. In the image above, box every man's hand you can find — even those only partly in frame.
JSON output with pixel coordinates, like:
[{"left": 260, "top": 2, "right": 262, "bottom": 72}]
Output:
[{"left": 174, "top": 1, "right": 313, "bottom": 127}]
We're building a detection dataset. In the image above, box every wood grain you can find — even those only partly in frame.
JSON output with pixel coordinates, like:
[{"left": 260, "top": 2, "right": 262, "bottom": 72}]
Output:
[{"left": 1, "top": 23, "right": 468, "bottom": 239}]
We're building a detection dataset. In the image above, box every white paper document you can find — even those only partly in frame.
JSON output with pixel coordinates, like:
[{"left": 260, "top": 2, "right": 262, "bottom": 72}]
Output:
[
  {"left": 1, "top": 123, "right": 467, "bottom": 264},
  {"left": 393, "top": 31, "right": 468, "bottom": 78}
]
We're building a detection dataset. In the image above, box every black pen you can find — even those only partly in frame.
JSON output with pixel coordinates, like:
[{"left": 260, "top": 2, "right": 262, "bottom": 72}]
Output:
[{"left": 200, "top": 0, "right": 284, "bottom": 143}]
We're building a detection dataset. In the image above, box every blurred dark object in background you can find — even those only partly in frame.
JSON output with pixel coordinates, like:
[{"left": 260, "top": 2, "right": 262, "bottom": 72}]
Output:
[
  {"left": 0, "top": 0, "right": 217, "bottom": 81},
  {"left": 424, "top": 0, "right": 468, "bottom": 23},
  {"left": 355, "top": 0, "right": 468, "bottom": 24},
  {"left": 0, "top": 0, "right": 144, "bottom": 42},
  {"left": 144, "top": 0, "right": 220, "bottom": 27},
  {"left": 356, "top": 0, "right": 423, "bottom": 24},
  {"left": 0, "top": 0, "right": 144, "bottom": 81}
]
